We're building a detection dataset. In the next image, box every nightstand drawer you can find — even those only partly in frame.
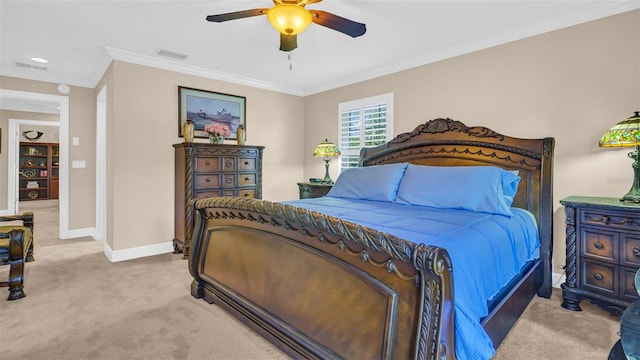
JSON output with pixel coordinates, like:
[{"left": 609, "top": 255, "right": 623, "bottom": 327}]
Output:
[
  {"left": 239, "top": 173, "right": 257, "bottom": 186},
  {"left": 581, "top": 260, "right": 616, "bottom": 296},
  {"left": 581, "top": 209, "right": 640, "bottom": 232},
  {"left": 622, "top": 267, "right": 640, "bottom": 301},
  {"left": 621, "top": 233, "right": 640, "bottom": 267},
  {"left": 195, "top": 174, "right": 220, "bottom": 189},
  {"left": 196, "top": 157, "right": 220, "bottom": 172},
  {"left": 581, "top": 227, "right": 617, "bottom": 263}
]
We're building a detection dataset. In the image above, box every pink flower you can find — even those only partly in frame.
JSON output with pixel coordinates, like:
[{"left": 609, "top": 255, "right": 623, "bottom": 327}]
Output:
[{"left": 203, "top": 123, "right": 231, "bottom": 137}]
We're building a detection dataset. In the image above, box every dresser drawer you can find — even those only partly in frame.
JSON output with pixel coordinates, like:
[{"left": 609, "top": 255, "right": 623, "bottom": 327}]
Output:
[
  {"left": 195, "top": 190, "right": 220, "bottom": 200},
  {"left": 581, "top": 260, "right": 616, "bottom": 296},
  {"left": 221, "top": 173, "right": 236, "bottom": 188},
  {"left": 581, "top": 209, "right": 640, "bottom": 232},
  {"left": 196, "top": 157, "right": 220, "bottom": 172},
  {"left": 239, "top": 173, "right": 257, "bottom": 186},
  {"left": 581, "top": 227, "right": 617, "bottom": 263},
  {"left": 239, "top": 158, "right": 257, "bottom": 171},
  {"left": 222, "top": 158, "right": 237, "bottom": 171},
  {"left": 238, "top": 188, "right": 256, "bottom": 198},
  {"left": 622, "top": 267, "right": 640, "bottom": 301},
  {"left": 195, "top": 174, "right": 220, "bottom": 189},
  {"left": 621, "top": 232, "right": 640, "bottom": 267}
]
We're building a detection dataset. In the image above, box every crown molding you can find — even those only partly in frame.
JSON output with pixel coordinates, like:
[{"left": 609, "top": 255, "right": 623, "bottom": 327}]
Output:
[{"left": 104, "top": 47, "right": 306, "bottom": 96}]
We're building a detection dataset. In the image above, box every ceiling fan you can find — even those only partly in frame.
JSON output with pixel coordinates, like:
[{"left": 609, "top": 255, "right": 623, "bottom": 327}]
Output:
[{"left": 206, "top": 0, "right": 366, "bottom": 52}]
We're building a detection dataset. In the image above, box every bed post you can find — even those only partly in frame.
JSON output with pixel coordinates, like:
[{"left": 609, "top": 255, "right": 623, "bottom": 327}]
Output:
[{"left": 537, "top": 137, "right": 555, "bottom": 298}]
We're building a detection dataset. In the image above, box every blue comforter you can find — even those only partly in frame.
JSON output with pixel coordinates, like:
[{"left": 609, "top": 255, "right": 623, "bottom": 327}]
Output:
[{"left": 282, "top": 196, "right": 540, "bottom": 360}]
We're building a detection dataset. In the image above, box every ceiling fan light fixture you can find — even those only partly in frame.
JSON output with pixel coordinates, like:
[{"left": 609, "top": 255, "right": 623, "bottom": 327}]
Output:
[{"left": 267, "top": 4, "right": 312, "bottom": 35}]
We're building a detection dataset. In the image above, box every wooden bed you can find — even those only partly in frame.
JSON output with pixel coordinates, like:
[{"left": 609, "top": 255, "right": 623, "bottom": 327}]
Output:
[{"left": 188, "top": 118, "right": 554, "bottom": 359}]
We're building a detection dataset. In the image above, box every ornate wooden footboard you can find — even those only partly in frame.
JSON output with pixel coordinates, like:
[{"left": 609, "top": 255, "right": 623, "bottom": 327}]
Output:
[{"left": 188, "top": 118, "right": 554, "bottom": 359}]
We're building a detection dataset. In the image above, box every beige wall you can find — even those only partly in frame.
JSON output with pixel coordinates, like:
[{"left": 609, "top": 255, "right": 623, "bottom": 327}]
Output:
[
  {"left": 96, "top": 61, "right": 304, "bottom": 251},
  {"left": 0, "top": 77, "right": 96, "bottom": 230},
  {"left": 303, "top": 10, "right": 640, "bottom": 274},
  {"left": 0, "top": 110, "right": 59, "bottom": 208}
]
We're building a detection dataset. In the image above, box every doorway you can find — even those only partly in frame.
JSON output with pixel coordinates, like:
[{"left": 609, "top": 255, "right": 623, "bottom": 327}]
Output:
[
  {"left": 1, "top": 89, "right": 69, "bottom": 239},
  {"left": 10, "top": 119, "right": 60, "bottom": 212}
]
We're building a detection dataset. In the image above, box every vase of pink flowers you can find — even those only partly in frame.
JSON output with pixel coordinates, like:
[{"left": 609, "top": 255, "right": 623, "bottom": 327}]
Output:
[{"left": 204, "top": 123, "right": 231, "bottom": 144}]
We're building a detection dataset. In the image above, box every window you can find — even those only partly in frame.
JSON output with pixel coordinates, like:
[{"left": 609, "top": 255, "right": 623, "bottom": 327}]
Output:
[{"left": 338, "top": 93, "right": 394, "bottom": 171}]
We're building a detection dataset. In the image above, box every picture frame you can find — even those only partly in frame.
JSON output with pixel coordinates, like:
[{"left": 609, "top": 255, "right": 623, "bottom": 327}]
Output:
[{"left": 178, "top": 86, "right": 246, "bottom": 140}]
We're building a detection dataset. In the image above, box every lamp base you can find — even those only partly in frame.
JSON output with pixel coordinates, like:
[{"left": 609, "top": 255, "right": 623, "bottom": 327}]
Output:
[
  {"left": 621, "top": 145, "right": 640, "bottom": 203},
  {"left": 321, "top": 158, "right": 334, "bottom": 184}
]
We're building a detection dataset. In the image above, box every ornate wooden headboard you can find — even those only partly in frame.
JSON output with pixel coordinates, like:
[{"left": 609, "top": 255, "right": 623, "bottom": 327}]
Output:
[{"left": 360, "top": 118, "right": 555, "bottom": 297}]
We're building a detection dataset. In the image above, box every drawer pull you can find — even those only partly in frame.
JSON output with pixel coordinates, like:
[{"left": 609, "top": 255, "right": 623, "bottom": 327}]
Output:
[
  {"left": 244, "top": 161, "right": 249, "bottom": 165},
  {"left": 205, "top": 178, "right": 211, "bottom": 183},
  {"left": 205, "top": 160, "right": 210, "bottom": 166},
  {"left": 593, "top": 273, "right": 603, "bottom": 281},
  {"left": 633, "top": 246, "right": 640, "bottom": 258},
  {"left": 594, "top": 241, "right": 604, "bottom": 250},
  {"left": 243, "top": 193, "right": 250, "bottom": 197},
  {"left": 245, "top": 177, "right": 250, "bottom": 181}
]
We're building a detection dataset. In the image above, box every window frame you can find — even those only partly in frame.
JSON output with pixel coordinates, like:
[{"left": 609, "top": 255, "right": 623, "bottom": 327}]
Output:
[{"left": 337, "top": 93, "right": 394, "bottom": 172}]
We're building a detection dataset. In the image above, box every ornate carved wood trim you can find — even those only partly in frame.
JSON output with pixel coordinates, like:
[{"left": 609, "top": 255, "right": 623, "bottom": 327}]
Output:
[
  {"left": 390, "top": 118, "right": 505, "bottom": 144},
  {"left": 194, "top": 197, "right": 454, "bottom": 285},
  {"left": 367, "top": 142, "right": 542, "bottom": 168},
  {"left": 563, "top": 206, "right": 577, "bottom": 289}
]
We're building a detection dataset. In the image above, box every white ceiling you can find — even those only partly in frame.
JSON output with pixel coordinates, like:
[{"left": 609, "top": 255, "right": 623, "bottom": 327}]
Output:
[{"left": 1, "top": 0, "right": 639, "bottom": 106}]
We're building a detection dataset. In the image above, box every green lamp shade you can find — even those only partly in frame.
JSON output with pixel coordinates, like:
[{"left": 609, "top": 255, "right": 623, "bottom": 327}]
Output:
[
  {"left": 599, "top": 111, "right": 640, "bottom": 203},
  {"left": 313, "top": 139, "right": 341, "bottom": 158},
  {"left": 599, "top": 111, "right": 640, "bottom": 147}
]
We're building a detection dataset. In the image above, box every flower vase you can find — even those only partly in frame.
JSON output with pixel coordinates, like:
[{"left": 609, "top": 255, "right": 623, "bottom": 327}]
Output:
[
  {"left": 182, "top": 118, "right": 194, "bottom": 143},
  {"left": 209, "top": 135, "right": 224, "bottom": 144},
  {"left": 236, "top": 125, "right": 245, "bottom": 145}
]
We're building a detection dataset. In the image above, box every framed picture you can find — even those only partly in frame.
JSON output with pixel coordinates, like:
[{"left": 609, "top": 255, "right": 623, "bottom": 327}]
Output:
[{"left": 178, "top": 86, "right": 246, "bottom": 140}]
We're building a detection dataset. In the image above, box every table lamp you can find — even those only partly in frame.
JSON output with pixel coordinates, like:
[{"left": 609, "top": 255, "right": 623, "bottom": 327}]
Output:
[
  {"left": 598, "top": 111, "right": 640, "bottom": 203},
  {"left": 313, "top": 139, "right": 341, "bottom": 184}
]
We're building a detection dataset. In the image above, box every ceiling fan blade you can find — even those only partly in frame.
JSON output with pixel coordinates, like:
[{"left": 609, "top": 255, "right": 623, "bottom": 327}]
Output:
[
  {"left": 310, "top": 10, "right": 366, "bottom": 38},
  {"left": 206, "top": 9, "right": 268, "bottom": 22},
  {"left": 280, "top": 33, "right": 298, "bottom": 52}
]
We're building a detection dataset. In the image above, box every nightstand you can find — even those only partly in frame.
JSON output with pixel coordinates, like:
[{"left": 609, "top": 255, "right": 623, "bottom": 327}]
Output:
[
  {"left": 560, "top": 196, "right": 640, "bottom": 316},
  {"left": 297, "top": 182, "right": 333, "bottom": 199}
]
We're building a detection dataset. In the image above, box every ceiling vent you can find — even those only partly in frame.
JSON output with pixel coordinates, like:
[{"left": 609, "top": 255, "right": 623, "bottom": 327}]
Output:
[
  {"left": 15, "top": 61, "right": 48, "bottom": 71},
  {"left": 154, "top": 49, "right": 188, "bottom": 61}
]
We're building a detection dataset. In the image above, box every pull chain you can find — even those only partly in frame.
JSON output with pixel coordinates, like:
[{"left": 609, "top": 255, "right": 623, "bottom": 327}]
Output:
[{"left": 288, "top": 53, "right": 293, "bottom": 71}]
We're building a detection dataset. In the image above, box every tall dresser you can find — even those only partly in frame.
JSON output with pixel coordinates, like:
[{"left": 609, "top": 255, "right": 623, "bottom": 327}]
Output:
[{"left": 173, "top": 143, "right": 264, "bottom": 258}]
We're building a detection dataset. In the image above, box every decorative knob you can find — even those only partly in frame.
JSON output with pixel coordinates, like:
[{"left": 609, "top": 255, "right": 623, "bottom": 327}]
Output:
[
  {"left": 245, "top": 177, "right": 250, "bottom": 181},
  {"left": 594, "top": 241, "right": 603, "bottom": 250},
  {"left": 594, "top": 273, "right": 603, "bottom": 281},
  {"left": 244, "top": 193, "right": 250, "bottom": 197},
  {"left": 633, "top": 246, "right": 640, "bottom": 258},
  {"left": 205, "top": 178, "right": 211, "bottom": 183},
  {"left": 244, "top": 161, "right": 249, "bottom": 165},
  {"left": 205, "top": 160, "right": 210, "bottom": 165}
]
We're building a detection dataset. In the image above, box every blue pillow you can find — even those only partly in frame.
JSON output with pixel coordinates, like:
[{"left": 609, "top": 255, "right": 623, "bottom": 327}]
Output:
[
  {"left": 394, "top": 164, "right": 520, "bottom": 216},
  {"left": 326, "top": 163, "right": 409, "bottom": 202}
]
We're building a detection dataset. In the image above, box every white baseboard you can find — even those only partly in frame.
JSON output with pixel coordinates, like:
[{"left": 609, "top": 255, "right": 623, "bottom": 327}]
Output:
[
  {"left": 103, "top": 241, "right": 174, "bottom": 262},
  {"left": 63, "top": 227, "right": 96, "bottom": 239},
  {"left": 552, "top": 272, "right": 566, "bottom": 289}
]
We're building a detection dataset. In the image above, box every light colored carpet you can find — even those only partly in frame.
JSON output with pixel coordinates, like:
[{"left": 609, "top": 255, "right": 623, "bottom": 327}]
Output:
[{"left": 0, "top": 200, "right": 621, "bottom": 359}]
